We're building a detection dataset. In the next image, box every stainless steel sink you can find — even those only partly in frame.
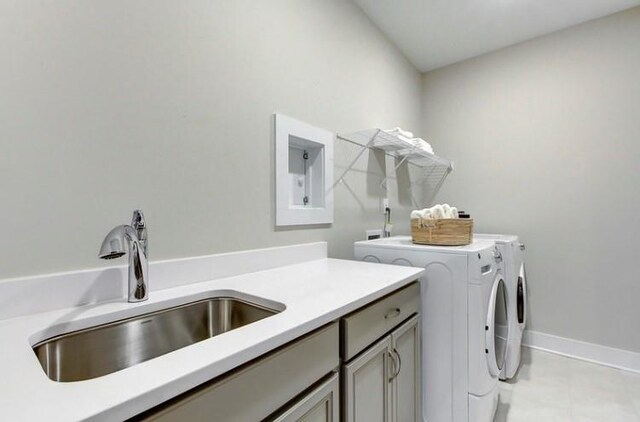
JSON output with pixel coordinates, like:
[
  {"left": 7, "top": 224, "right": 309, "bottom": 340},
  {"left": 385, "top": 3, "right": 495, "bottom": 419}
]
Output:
[{"left": 33, "top": 297, "right": 281, "bottom": 382}]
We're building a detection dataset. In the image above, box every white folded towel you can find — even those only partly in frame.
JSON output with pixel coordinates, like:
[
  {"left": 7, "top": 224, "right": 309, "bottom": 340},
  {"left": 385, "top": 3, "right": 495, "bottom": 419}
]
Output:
[
  {"left": 442, "top": 204, "right": 452, "bottom": 218},
  {"left": 397, "top": 134, "right": 415, "bottom": 144},
  {"left": 412, "top": 204, "right": 461, "bottom": 221},
  {"left": 384, "top": 127, "right": 414, "bottom": 139},
  {"left": 430, "top": 205, "right": 444, "bottom": 219},
  {"left": 411, "top": 138, "right": 434, "bottom": 154}
]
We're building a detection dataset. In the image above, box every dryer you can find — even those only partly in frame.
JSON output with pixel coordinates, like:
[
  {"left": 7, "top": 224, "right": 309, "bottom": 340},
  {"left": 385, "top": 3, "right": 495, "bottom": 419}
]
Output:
[
  {"left": 354, "top": 236, "right": 507, "bottom": 422},
  {"left": 475, "top": 234, "right": 527, "bottom": 380}
]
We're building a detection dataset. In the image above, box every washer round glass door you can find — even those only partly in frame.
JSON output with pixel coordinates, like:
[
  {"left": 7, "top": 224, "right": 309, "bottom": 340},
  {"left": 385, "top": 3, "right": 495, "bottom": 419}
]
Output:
[{"left": 486, "top": 275, "right": 508, "bottom": 377}]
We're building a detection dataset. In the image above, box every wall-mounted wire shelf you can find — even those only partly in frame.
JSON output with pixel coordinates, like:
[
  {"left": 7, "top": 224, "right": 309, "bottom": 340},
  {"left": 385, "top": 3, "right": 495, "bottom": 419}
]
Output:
[{"left": 334, "top": 128, "right": 454, "bottom": 208}]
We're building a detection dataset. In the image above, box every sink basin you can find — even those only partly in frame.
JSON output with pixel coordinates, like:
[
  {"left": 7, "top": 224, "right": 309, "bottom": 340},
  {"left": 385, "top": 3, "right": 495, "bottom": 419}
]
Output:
[{"left": 33, "top": 297, "right": 281, "bottom": 382}]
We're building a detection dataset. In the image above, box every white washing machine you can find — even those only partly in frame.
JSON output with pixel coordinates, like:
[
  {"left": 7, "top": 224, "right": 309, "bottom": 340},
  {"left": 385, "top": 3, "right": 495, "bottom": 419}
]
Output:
[
  {"left": 475, "top": 234, "right": 527, "bottom": 380},
  {"left": 354, "top": 236, "right": 508, "bottom": 422}
]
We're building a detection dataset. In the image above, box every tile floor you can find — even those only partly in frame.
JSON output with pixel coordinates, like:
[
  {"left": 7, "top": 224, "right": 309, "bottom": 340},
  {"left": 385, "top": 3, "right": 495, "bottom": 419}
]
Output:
[{"left": 495, "top": 348, "right": 640, "bottom": 422}]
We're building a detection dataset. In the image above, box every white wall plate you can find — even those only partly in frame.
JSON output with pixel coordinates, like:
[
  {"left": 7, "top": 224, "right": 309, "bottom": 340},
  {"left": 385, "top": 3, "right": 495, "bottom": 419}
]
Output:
[{"left": 275, "top": 114, "right": 334, "bottom": 226}]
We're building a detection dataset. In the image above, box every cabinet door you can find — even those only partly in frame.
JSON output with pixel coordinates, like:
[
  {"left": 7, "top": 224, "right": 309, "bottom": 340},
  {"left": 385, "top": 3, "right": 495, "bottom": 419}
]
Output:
[
  {"left": 390, "top": 314, "right": 421, "bottom": 422},
  {"left": 271, "top": 372, "right": 339, "bottom": 422},
  {"left": 343, "top": 336, "right": 392, "bottom": 422}
]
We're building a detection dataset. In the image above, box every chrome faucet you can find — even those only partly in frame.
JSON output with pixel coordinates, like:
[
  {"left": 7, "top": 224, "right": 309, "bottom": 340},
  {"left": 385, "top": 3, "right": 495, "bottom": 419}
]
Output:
[{"left": 98, "top": 210, "right": 149, "bottom": 302}]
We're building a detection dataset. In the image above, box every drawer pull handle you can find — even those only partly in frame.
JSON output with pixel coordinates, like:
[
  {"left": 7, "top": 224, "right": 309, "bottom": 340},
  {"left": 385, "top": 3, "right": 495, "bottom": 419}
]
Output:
[{"left": 384, "top": 308, "right": 401, "bottom": 319}]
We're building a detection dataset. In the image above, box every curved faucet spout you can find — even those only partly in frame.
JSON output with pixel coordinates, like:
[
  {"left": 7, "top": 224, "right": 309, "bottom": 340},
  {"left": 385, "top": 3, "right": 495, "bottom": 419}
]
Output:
[{"left": 98, "top": 211, "right": 149, "bottom": 303}]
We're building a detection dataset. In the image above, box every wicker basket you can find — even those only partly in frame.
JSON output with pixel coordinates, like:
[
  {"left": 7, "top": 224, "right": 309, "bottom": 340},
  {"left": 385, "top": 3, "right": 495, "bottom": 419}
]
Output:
[{"left": 411, "top": 218, "right": 474, "bottom": 246}]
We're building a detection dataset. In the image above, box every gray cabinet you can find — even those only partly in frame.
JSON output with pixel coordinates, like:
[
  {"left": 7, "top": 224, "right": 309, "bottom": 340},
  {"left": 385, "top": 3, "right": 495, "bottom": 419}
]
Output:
[
  {"left": 343, "top": 313, "right": 421, "bottom": 422},
  {"left": 271, "top": 372, "right": 339, "bottom": 422}
]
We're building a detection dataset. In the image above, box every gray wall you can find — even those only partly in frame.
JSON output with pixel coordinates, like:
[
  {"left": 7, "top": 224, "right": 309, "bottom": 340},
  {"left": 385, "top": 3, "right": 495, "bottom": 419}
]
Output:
[
  {"left": 0, "top": 0, "right": 421, "bottom": 279},
  {"left": 422, "top": 7, "right": 640, "bottom": 352}
]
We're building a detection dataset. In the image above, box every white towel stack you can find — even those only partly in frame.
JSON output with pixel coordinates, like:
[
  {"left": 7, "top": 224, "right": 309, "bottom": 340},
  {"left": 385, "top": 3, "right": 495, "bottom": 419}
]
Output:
[
  {"left": 384, "top": 127, "right": 435, "bottom": 155},
  {"left": 410, "top": 138, "right": 434, "bottom": 155},
  {"left": 384, "top": 127, "right": 414, "bottom": 139},
  {"left": 411, "top": 204, "right": 459, "bottom": 220}
]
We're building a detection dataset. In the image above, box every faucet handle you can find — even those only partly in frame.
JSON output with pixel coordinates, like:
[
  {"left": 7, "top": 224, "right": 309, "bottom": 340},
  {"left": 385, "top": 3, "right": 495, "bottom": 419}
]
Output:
[
  {"left": 131, "top": 209, "right": 146, "bottom": 229},
  {"left": 131, "top": 210, "right": 148, "bottom": 255}
]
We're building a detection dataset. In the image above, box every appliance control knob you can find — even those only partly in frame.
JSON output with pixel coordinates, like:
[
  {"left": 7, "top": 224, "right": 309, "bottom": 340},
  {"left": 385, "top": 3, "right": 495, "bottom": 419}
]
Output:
[{"left": 519, "top": 243, "right": 526, "bottom": 251}]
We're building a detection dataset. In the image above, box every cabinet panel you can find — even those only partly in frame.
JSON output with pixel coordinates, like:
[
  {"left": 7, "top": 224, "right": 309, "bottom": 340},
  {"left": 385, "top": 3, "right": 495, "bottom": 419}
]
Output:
[
  {"left": 271, "top": 373, "right": 339, "bottom": 422},
  {"left": 136, "top": 323, "right": 339, "bottom": 422},
  {"left": 343, "top": 336, "right": 391, "bottom": 422},
  {"left": 391, "top": 315, "right": 421, "bottom": 422}
]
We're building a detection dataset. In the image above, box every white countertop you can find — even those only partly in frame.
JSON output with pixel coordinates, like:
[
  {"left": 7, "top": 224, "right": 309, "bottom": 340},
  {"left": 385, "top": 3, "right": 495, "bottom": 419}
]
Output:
[{"left": 0, "top": 257, "right": 423, "bottom": 421}]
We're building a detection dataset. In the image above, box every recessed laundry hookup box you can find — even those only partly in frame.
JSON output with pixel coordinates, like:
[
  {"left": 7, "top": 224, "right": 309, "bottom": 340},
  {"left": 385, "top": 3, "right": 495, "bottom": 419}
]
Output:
[{"left": 275, "top": 113, "right": 334, "bottom": 226}]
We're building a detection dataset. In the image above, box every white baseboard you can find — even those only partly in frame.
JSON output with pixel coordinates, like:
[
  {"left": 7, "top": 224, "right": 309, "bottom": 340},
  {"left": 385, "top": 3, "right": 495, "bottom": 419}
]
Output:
[{"left": 522, "top": 330, "right": 640, "bottom": 374}]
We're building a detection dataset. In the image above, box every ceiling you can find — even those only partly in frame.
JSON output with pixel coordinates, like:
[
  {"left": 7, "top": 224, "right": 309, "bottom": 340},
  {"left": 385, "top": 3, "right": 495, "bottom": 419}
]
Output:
[{"left": 353, "top": 0, "right": 640, "bottom": 72}]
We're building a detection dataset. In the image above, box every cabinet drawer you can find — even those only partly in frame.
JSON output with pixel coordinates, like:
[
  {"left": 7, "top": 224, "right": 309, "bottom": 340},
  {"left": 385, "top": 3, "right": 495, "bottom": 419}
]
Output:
[
  {"left": 136, "top": 323, "right": 339, "bottom": 422},
  {"left": 342, "top": 282, "right": 419, "bottom": 361}
]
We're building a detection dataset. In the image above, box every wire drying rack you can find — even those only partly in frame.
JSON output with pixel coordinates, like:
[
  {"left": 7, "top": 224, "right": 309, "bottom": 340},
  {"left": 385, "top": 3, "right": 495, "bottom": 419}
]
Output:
[{"left": 334, "top": 128, "right": 454, "bottom": 208}]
